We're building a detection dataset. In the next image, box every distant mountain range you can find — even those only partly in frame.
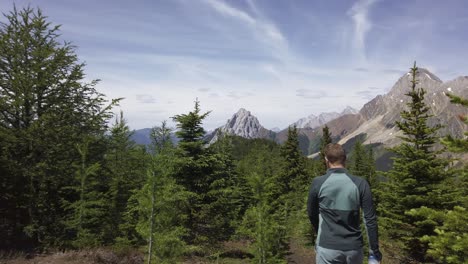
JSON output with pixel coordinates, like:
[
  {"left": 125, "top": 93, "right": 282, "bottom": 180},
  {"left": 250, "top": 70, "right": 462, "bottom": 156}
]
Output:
[
  {"left": 293, "top": 106, "right": 358, "bottom": 129},
  {"left": 131, "top": 68, "right": 468, "bottom": 169}
]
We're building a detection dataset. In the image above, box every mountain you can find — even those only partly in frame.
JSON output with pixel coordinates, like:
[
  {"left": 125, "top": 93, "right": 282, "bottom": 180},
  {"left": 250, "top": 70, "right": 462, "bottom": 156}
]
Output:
[
  {"left": 130, "top": 128, "right": 180, "bottom": 146},
  {"left": 207, "top": 108, "right": 274, "bottom": 143},
  {"left": 130, "top": 67, "right": 467, "bottom": 170},
  {"left": 339, "top": 68, "right": 468, "bottom": 147},
  {"left": 293, "top": 106, "right": 359, "bottom": 129}
]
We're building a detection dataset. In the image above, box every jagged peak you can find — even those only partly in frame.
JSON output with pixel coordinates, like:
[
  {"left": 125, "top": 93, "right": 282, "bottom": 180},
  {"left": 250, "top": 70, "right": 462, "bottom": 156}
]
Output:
[
  {"left": 235, "top": 108, "right": 251, "bottom": 116},
  {"left": 341, "top": 106, "right": 358, "bottom": 115},
  {"left": 402, "top": 67, "right": 442, "bottom": 83}
]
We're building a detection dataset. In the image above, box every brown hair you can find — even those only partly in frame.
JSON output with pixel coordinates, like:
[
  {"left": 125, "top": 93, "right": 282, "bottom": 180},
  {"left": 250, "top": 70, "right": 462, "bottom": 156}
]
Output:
[{"left": 324, "top": 143, "right": 346, "bottom": 165}]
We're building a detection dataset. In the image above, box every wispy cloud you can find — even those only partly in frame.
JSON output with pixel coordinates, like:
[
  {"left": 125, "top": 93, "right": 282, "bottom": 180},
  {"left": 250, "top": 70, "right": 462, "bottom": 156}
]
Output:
[
  {"left": 202, "top": 0, "right": 287, "bottom": 58},
  {"left": 347, "top": 0, "right": 379, "bottom": 63}
]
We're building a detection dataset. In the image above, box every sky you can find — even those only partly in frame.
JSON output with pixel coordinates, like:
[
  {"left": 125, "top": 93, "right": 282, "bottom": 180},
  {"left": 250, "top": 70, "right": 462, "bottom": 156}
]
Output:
[{"left": 1, "top": 0, "right": 468, "bottom": 130}]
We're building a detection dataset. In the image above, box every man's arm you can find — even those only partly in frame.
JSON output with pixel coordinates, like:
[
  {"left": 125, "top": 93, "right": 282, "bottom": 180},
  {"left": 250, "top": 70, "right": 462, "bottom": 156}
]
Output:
[
  {"left": 360, "top": 180, "right": 382, "bottom": 261},
  {"left": 307, "top": 179, "right": 320, "bottom": 233}
]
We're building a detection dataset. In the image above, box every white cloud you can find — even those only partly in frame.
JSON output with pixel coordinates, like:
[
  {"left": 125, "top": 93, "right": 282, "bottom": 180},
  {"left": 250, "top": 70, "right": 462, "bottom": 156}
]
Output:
[
  {"left": 347, "top": 0, "right": 379, "bottom": 63},
  {"left": 202, "top": 0, "right": 286, "bottom": 56}
]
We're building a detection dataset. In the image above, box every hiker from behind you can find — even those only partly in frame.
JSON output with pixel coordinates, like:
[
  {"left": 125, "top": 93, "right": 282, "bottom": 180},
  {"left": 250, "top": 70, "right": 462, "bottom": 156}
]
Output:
[{"left": 307, "top": 143, "right": 382, "bottom": 264}]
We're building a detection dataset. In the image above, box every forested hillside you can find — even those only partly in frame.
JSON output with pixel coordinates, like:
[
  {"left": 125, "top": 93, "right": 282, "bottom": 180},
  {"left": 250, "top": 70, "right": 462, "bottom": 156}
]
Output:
[{"left": 0, "top": 7, "right": 467, "bottom": 264}]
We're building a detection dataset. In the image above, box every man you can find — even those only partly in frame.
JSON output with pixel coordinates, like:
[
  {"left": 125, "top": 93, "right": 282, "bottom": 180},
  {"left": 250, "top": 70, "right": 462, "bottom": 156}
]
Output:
[{"left": 307, "top": 143, "right": 382, "bottom": 264}]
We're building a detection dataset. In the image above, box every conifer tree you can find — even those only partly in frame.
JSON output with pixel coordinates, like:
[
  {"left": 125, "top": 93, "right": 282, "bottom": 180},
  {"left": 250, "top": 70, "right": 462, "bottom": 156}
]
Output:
[
  {"left": 64, "top": 140, "right": 105, "bottom": 248},
  {"left": 349, "top": 140, "right": 377, "bottom": 188},
  {"left": 134, "top": 127, "right": 190, "bottom": 263},
  {"left": 379, "top": 62, "right": 448, "bottom": 261},
  {"left": 236, "top": 144, "right": 286, "bottom": 263},
  {"left": 238, "top": 172, "right": 285, "bottom": 264},
  {"left": 0, "top": 6, "right": 117, "bottom": 247},
  {"left": 279, "top": 125, "right": 309, "bottom": 196},
  {"left": 406, "top": 93, "right": 468, "bottom": 262},
  {"left": 104, "top": 111, "right": 147, "bottom": 243},
  {"left": 319, "top": 125, "right": 332, "bottom": 174},
  {"left": 172, "top": 100, "right": 238, "bottom": 247}
]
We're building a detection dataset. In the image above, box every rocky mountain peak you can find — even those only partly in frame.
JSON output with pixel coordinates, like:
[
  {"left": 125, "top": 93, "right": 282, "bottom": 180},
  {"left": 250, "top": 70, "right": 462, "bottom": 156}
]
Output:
[
  {"left": 208, "top": 108, "right": 272, "bottom": 143},
  {"left": 341, "top": 106, "right": 359, "bottom": 115}
]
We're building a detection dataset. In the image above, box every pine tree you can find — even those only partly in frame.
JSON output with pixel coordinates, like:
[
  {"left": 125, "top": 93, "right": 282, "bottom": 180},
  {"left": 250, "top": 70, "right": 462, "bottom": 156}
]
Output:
[
  {"left": 378, "top": 62, "right": 448, "bottom": 261},
  {"left": 135, "top": 137, "right": 190, "bottom": 264},
  {"left": 407, "top": 93, "right": 468, "bottom": 263},
  {"left": 318, "top": 125, "right": 332, "bottom": 174},
  {"left": 238, "top": 172, "right": 286, "bottom": 264},
  {"left": 172, "top": 100, "right": 238, "bottom": 248},
  {"left": 279, "top": 125, "right": 309, "bottom": 196},
  {"left": 349, "top": 140, "right": 377, "bottom": 189},
  {"left": 64, "top": 139, "right": 106, "bottom": 248},
  {"left": 0, "top": 6, "right": 118, "bottom": 247},
  {"left": 104, "top": 111, "right": 147, "bottom": 243}
]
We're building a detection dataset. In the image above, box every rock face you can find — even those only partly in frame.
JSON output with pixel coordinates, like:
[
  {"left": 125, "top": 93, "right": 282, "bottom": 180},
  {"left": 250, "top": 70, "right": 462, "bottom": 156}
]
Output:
[
  {"left": 208, "top": 108, "right": 274, "bottom": 144},
  {"left": 293, "top": 106, "right": 358, "bottom": 129},
  {"left": 339, "top": 68, "right": 468, "bottom": 147}
]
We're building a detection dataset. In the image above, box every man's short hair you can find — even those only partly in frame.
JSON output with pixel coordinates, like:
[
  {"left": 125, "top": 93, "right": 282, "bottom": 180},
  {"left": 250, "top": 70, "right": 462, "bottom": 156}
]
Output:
[{"left": 324, "top": 143, "right": 346, "bottom": 165}]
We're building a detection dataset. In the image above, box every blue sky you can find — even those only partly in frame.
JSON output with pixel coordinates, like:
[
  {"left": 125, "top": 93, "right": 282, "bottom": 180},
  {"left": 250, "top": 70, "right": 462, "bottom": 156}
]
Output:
[{"left": 2, "top": 0, "right": 468, "bottom": 130}]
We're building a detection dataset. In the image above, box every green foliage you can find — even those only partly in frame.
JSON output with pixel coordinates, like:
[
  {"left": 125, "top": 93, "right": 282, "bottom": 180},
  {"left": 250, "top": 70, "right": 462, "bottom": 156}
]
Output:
[
  {"left": 172, "top": 99, "right": 210, "bottom": 157},
  {"left": 171, "top": 101, "right": 239, "bottom": 249},
  {"left": 407, "top": 206, "right": 468, "bottom": 264},
  {"left": 348, "top": 140, "right": 377, "bottom": 188},
  {"left": 104, "top": 112, "right": 147, "bottom": 243},
  {"left": 237, "top": 172, "right": 286, "bottom": 264},
  {"left": 319, "top": 125, "right": 332, "bottom": 174},
  {"left": 278, "top": 126, "right": 312, "bottom": 243},
  {"left": 279, "top": 126, "right": 309, "bottom": 196},
  {"left": 63, "top": 140, "right": 106, "bottom": 248},
  {"left": 441, "top": 93, "right": 468, "bottom": 153},
  {"left": 406, "top": 89, "right": 468, "bottom": 263},
  {"left": 378, "top": 62, "right": 449, "bottom": 261},
  {"left": 135, "top": 148, "right": 191, "bottom": 263},
  {"left": 0, "top": 6, "right": 118, "bottom": 248}
]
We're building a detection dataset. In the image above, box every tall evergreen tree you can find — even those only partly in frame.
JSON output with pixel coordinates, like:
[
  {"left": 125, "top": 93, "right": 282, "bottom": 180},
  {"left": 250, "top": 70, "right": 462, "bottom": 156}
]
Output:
[
  {"left": 236, "top": 144, "right": 286, "bottom": 263},
  {"left": 318, "top": 125, "right": 332, "bottom": 174},
  {"left": 172, "top": 100, "right": 238, "bottom": 247},
  {"left": 279, "top": 125, "right": 309, "bottom": 196},
  {"left": 64, "top": 140, "right": 105, "bottom": 248},
  {"left": 349, "top": 140, "right": 377, "bottom": 189},
  {"left": 238, "top": 172, "right": 285, "bottom": 264},
  {"left": 104, "top": 111, "right": 147, "bottom": 243},
  {"left": 134, "top": 122, "right": 190, "bottom": 264},
  {"left": 407, "top": 93, "right": 468, "bottom": 263},
  {"left": 378, "top": 62, "right": 448, "bottom": 261},
  {"left": 0, "top": 6, "right": 117, "bottom": 248}
]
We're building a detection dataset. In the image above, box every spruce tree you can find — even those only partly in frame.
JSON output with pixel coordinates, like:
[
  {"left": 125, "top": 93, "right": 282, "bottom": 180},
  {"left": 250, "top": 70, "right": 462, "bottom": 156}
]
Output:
[
  {"left": 319, "top": 125, "right": 332, "bottom": 174},
  {"left": 64, "top": 139, "right": 105, "bottom": 248},
  {"left": 379, "top": 62, "right": 448, "bottom": 261},
  {"left": 172, "top": 100, "right": 238, "bottom": 248},
  {"left": 407, "top": 93, "right": 468, "bottom": 263},
  {"left": 104, "top": 111, "right": 147, "bottom": 243},
  {"left": 279, "top": 125, "right": 309, "bottom": 195},
  {"left": 236, "top": 144, "right": 286, "bottom": 263},
  {"left": 0, "top": 6, "right": 117, "bottom": 247},
  {"left": 134, "top": 122, "right": 190, "bottom": 264},
  {"left": 349, "top": 140, "right": 377, "bottom": 189}
]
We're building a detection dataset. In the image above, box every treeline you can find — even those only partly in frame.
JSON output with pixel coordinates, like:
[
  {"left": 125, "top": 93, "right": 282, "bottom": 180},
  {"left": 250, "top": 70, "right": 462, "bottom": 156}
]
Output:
[{"left": 0, "top": 7, "right": 467, "bottom": 264}]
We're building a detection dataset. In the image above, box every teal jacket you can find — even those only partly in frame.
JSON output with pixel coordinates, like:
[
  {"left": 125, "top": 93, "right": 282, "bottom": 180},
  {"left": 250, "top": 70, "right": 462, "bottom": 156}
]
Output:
[{"left": 307, "top": 168, "right": 382, "bottom": 260}]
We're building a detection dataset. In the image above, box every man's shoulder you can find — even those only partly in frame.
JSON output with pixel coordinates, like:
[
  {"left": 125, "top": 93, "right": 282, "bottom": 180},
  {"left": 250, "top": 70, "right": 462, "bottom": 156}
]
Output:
[
  {"left": 343, "top": 172, "right": 371, "bottom": 193},
  {"left": 344, "top": 172, "right": 366, "bottom": 184},
  {"left": 311, "top": 173, "right": 330, "bottom": 188}
]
